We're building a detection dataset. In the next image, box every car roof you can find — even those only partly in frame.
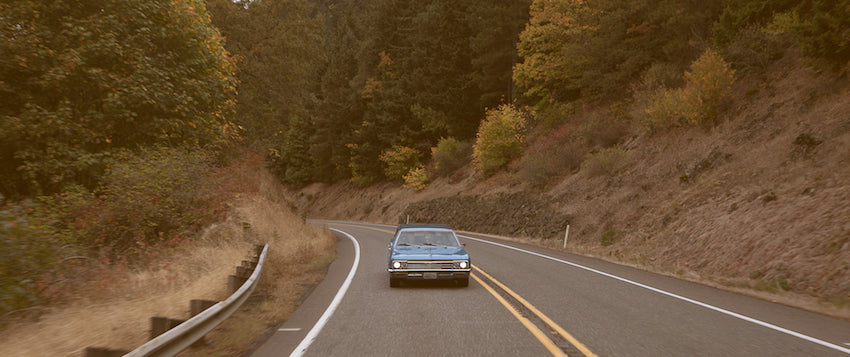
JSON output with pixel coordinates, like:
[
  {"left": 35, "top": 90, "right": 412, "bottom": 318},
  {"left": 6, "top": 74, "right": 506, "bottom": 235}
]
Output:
[{"left": 394, "top": 224, "right": 453, "bottom": 232}]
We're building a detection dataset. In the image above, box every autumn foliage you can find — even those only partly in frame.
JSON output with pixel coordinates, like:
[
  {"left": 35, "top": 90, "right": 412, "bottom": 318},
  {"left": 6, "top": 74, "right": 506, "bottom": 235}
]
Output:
[
  {"left": 473, "top": 104, "right": 528, "bottom": 175},
  {"left": 0, "top": 0, "right": 237, "bottom": 197}
]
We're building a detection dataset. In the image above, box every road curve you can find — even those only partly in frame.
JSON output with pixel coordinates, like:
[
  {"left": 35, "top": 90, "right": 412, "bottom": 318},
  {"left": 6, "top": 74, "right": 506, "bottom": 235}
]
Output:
[{"left": 251, "top": 221, "right": 850, "bottom": 357}]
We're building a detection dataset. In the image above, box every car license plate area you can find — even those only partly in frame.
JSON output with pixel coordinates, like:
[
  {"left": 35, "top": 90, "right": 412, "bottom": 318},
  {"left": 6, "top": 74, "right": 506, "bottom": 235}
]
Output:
[{"left": 423, "top": 272, "right": 437, "bottom": 280}]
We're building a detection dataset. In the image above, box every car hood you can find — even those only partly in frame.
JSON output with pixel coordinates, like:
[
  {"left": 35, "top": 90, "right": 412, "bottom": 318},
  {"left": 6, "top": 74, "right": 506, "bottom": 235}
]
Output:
[{"left": 391, "top": 246, "right": 469, "bottom": 260}]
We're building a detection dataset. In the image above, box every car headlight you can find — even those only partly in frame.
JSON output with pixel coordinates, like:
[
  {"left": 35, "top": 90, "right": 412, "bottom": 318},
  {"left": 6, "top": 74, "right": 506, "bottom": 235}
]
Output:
[
  {"left": 459, "top": 261, "right": 468, "bottom": 269},
  {"left": 392, "top": 261, "right": 402, "bottom": 269}
]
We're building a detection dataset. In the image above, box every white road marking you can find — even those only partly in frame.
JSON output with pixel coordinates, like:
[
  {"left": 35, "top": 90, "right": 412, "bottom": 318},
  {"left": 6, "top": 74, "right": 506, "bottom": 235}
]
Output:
[
  {"left": 289, "top": 228, "right": 360, "bottom": 357},
  {"left": 459, "top": 234, "right": 850, "bottom": 355},
  {"left": 278, "top": 328, "right": 302, "bottom": 332}
]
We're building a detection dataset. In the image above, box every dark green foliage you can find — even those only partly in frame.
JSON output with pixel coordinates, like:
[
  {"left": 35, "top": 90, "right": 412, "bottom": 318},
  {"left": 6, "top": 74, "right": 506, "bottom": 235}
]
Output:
[
  {"left": 261, "top": 0, "right": 531, "bottom": 186},
  {"left": 0, "top": 0, "right": 238, "bottom": 198},
  {"left": 0, "top": 201, "right": 71, "bottom": 315},
  {"left": 723, "top": 27, "right": 787, "bottom": 73},
  {"left": 714, "top": 0, "right": 849, "bottom": 70},
  {"left": 794, "top": 1, "right": 850, "bottom": 69},
  {"left": 515, "top": 0, "right": 721, "bottom": 108},
  {"left": 308, "top": 1, "right": 363, "bottom": 183},
  {"left": 713, "top": 0, "right": 798, "bottom": 45},
  {"left": 268, "top": 116, "right": 315, "bottom": 188},
  {"left": 205, "top": 0, "right": 321, "bottom": 146}
]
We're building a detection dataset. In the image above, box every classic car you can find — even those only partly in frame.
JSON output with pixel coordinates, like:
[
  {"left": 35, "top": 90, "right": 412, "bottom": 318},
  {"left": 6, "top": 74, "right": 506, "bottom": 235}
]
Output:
[{"left": 387, "top": 224, "right": 470, "bottom": 287}]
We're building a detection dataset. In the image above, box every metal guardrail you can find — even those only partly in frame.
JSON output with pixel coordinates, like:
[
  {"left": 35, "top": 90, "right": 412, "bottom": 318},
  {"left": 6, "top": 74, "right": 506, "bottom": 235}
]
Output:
[{"left": 124, "top": 244, "right": 269, "bottom": 357}]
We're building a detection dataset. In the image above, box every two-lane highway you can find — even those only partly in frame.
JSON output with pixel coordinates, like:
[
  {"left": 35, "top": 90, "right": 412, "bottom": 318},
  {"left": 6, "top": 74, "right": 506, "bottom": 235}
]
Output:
[{"left": 251, "top": 222, "right": 850, "bottom": 356}]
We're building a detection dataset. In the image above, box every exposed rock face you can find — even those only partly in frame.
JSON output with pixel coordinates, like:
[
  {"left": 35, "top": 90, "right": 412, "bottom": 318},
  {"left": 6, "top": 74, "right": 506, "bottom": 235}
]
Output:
[{"left": 401, "top": 193, "right": 568, "bottom": 239}]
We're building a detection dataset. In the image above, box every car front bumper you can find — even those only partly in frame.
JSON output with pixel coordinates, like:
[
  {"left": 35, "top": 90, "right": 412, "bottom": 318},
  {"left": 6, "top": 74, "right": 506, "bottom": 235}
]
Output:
[{"left": 388, "top": 270, "right": 470, "bottom": 280}]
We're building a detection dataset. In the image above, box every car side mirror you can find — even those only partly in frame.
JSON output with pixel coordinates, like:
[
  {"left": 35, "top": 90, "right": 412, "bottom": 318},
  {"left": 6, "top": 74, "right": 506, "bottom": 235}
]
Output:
[{"left": 462, "top": 243, "right": 466, "bottom": 247}]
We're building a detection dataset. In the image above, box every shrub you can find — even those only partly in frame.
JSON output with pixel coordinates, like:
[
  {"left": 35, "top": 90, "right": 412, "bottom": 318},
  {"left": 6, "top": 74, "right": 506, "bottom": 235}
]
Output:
[
  {"left": 517, "top": 144, "right": 584, "bottom": 188},
  {"left": 473, "top": 104, "right": 527, "bottom": 175},
  {"left": 87, "top": 147, "right": 217, "bottom": 256},
  {"left": 379, "top": 145, "right": 422, "bottom": 181},
  {"left": 600, "top": 228, "right": 623, "bottom": 246},
  {"left": 430, "top": 138, "right": 472, "bottom": 177},
  {"left": 712, "top": 0, "right": 798, "bottom": 45},
  {"left": 576, "top": 108, "right": 632, "bottom": 149},
  {"left": 582, "top": 147, "right": 627, "bottom": 177},
  {"left": 724, "top": 27, "right": 787, "bottom": 74},
  {"left": 643, "top": 49, "right": 736, "bottom": 132},
  {"left": 403, "top": 165, "right": 429, "bottom": 191},
  {"left": 640, "top": 63, "right": 685, "bottom": 92},
  {"left": 643, "top": 88, "right": 687, "bottom": 131},
  {"left": 533, "top": 102, "right": 577, "bottom": 129},
  {"left": 0, "top": 201, "right": 72, "bottom": 315}
]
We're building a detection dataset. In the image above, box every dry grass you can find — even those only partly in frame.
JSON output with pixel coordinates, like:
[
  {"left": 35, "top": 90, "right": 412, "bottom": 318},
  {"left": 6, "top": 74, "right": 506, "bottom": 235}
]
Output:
[{"left": 0, "top": 169, "right": 336, "bottom": 356}]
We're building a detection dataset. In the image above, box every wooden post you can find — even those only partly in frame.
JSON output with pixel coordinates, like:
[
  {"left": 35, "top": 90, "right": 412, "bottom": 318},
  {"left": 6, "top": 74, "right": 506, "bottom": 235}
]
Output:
[
  {"left": 190, "top": 299, "right": 217, "bottom": 317},
  {"left": 227, "top": 275, "right": 248, "bottom": 295},
  {"left": 150, "top": 317, "right": 185, "bottom": 340}
]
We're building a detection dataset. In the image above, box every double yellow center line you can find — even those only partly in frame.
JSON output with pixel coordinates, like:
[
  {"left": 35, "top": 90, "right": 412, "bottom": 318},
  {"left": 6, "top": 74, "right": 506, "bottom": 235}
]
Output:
[{"left": 472, "top": 266, "right": 597, "bottom": 357}]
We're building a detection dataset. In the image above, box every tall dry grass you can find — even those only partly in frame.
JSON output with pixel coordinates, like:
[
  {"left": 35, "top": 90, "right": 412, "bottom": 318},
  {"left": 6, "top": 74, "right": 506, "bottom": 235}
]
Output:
[{"left": 0, "top": 166, "right": 336, "bottom": 356}]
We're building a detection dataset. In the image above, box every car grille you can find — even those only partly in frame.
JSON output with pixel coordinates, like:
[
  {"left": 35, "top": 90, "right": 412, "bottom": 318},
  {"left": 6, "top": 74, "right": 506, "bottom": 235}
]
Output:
[{"left": 405, "top": 261, "right": 455, "bottom": 270}]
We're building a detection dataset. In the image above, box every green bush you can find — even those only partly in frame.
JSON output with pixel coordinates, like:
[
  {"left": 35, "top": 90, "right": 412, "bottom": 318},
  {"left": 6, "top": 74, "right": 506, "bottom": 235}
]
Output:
[
  {"left": 582, "top": 147, "right": 627, "bottom": 177},
  {"left": 473, "top": 104, "right": 527, "bottom": 175},
  {"left": 643, "top": 49, "right": 736, "bottom": 131},
  {"left": 430, "top": 138, "right": 472, "bottom": 177},
  {"left": 379, "top": 146, "right": 422, "bottom": 181}
]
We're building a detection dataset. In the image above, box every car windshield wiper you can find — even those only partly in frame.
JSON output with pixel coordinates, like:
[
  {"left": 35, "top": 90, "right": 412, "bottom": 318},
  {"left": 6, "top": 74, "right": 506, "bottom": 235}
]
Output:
[
  {"left": 396, "top": 243, "right": 411, "bottom": 246},
  {"left": 421, "top": 243, "right": 436, "bottom": 246}
]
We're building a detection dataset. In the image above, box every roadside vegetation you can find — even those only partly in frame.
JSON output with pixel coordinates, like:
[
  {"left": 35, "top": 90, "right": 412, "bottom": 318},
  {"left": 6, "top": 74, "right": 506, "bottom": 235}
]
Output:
[
  {"left": 1, "top": 0, "right": 334, "bottom": 354},
  {"left": 2, "top": 0, "right": 849, "bottom": 350}
]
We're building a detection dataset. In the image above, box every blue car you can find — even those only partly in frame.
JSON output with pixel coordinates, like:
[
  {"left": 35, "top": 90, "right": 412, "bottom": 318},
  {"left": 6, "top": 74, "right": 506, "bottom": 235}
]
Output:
[{"left": 387, "top": 224, "right": 470, "bottom": 287}]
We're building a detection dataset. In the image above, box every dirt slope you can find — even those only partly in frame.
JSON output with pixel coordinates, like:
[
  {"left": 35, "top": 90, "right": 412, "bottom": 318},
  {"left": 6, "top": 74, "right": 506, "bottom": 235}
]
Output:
[{"left": 291, "top": 54, "right": 850, "bottom": 317}]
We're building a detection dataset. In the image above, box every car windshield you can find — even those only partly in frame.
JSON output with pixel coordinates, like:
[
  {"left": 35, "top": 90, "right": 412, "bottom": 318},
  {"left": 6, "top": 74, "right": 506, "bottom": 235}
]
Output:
[{"left": 395, "top": 231, "right": 459, "bottom": 247}]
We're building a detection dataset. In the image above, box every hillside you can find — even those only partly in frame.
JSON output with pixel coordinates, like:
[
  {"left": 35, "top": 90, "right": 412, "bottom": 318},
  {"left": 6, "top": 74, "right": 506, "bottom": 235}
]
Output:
[{"left": 291, "top": 51, "right": 850, "bottom": 318}]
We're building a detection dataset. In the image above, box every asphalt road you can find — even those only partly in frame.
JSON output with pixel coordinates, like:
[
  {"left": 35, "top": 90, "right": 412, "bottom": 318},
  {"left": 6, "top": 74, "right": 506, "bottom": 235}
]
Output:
[{"left": 250, "top": 221, "right": 850, "bottom": 357}]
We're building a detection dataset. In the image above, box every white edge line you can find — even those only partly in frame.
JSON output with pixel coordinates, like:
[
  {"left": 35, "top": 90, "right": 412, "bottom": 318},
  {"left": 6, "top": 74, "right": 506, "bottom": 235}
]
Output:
[
  {"left": 289, "top": 228, "right": 360, "bottom": 357},
  {"left": 459, "top": 234, "right": 850, "bottom": 355}
]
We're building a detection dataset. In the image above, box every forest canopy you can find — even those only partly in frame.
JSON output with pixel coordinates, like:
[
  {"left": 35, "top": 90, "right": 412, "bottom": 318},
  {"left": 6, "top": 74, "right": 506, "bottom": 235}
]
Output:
[{"left": 0, "top": 0, "right": 237, "bottom": 198}]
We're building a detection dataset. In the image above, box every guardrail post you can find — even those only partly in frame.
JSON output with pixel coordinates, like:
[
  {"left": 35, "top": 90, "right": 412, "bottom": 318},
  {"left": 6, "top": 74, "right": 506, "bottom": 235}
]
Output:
[
  {"left": 188, "top": 300, "right": 216, "bottom": 348},
  {"left": 236, "top": 266, "right": 252, "bottom": 278},
  {"left": 227, "top": 275, "right": 248, "bottom": 295},
  {"left": 254, "top": 244, "right": 264, "bottom": 257},
  {"left": 84, "top": 347, "right": 129, "bottom": 357},
  {"left": 150, "top": 317, "right": 186, "bottom": 340},
  {"left": 242, "top": 260, "right": 258, "bottom": 270},
  {"left": 120, "top": 244, "right": 268, "bottom": 357},
  {"left": 190, "top": 299, "right": 217, "bottom": 316}
]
